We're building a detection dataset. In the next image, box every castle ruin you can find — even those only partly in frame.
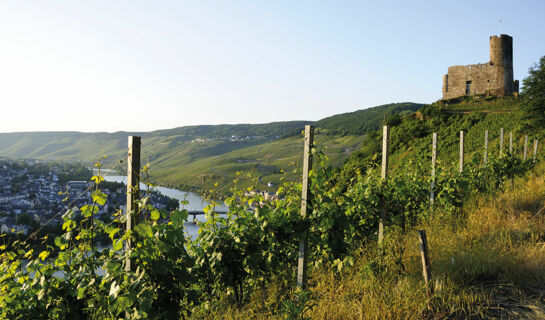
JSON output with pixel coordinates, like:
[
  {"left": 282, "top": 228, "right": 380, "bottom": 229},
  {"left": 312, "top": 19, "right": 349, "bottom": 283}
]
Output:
[{"left": 442, "top": 34, "right": 519, "bottom": 100}]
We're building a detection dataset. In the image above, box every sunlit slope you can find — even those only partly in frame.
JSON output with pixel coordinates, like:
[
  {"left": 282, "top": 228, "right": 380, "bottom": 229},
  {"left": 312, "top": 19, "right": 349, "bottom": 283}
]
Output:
[
  {"left": 149, "top": 133, "right": 367, "bottom": 192},
  {"left": 0, "top": 103, "right": 423, "bottom": 190}
]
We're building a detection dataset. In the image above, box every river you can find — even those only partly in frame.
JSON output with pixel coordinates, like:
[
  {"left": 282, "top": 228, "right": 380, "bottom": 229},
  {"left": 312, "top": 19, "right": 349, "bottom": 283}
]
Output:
[{"left": 102, "top": 174, "right": 228, "bottom": 240}]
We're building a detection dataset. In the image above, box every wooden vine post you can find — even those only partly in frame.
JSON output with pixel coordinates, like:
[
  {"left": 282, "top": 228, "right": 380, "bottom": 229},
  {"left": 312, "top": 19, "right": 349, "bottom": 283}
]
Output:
[
  {"left": 500, "top": 128, "right": 504, "bottom": 157},
  {"left": 459, "top": 131, "right": 464, "bottom": 173},
  {"left": 125, "top": 136, "right": 141, "bottom": 272},
  {"left": 534, "top": 139, "right": 539, "bottom": 162},
  {"left": 297, "top": 125, "right": 313, "bottom": 289},
  {"left": 509, "top": 131, "right": 513, "bottom": 154},
  {"left": 378, "top": 125, "right": 389, "bottom": 245},
  {"left": 418, "top": 230, "right": 433, "bottom": 297},
  {"left": 524, "top": 135, "right": 529, "bottom": 160},
  {"left": 430, "top": 132, "right": 437, "bottom": 211},
  {"left": 484, "top": 130, "right": 488, "bottom": 164}
]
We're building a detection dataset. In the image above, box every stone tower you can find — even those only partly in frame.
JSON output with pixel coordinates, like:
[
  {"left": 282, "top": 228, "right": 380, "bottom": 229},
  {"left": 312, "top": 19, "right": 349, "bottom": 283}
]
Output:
[
  {"left": 489, "top": 34, "right": 515, "bottom": 95},
  {"left": 442, "top": 34, "right": 519, "bottom": 100}
]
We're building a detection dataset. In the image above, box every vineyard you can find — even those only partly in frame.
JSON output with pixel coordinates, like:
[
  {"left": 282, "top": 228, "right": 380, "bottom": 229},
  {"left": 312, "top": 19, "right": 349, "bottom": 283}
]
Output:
[{"left": 2, "top": 101, "right": 544, "bottom": 319}]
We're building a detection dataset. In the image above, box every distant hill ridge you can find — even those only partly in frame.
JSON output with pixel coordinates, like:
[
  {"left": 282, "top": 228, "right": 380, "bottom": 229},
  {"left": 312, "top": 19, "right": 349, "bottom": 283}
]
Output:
[{"left": 0, "top": 102, "right": 423, "bottom": 191}]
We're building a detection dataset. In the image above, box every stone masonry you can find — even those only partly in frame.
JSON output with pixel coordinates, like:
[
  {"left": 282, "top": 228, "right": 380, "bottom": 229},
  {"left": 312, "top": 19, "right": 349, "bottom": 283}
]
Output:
[{"left": 442, "top": 34, "right": 519, "bottom": 99}]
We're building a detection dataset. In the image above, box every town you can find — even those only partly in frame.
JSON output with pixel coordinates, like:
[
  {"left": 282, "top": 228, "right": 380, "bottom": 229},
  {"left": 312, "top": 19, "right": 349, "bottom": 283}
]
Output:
[
  {"left": 191, "top": 134, "right": 272, "bottom": 143},
  {"left": 0, "top": 158, "right": 178, "bottom": 236}
]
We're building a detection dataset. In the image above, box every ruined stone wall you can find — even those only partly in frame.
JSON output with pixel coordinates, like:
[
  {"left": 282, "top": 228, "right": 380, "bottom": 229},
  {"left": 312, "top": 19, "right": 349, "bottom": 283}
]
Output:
[{"left": 442, "top": 63, "right": 503, "bottom": 99}]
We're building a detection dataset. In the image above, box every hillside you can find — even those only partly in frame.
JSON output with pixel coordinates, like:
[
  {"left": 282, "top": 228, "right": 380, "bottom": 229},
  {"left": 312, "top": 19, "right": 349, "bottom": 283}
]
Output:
[
  {"left": 338, "top": 96, "right": 534, "bottom": 187},
  {"left": 0, "top": 103, "right": 421, "bottom": 191}
]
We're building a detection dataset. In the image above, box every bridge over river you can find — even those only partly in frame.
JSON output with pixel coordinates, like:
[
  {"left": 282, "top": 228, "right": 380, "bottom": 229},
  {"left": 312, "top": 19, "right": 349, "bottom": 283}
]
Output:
[{"left": 187, "top": 210, "right": 228, "bottom": 222}]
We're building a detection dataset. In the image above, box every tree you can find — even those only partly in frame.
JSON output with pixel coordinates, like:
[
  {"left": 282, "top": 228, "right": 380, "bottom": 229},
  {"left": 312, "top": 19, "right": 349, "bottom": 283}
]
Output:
[{"left": 522, "top": 56, "right": 545, "bottom": 128}]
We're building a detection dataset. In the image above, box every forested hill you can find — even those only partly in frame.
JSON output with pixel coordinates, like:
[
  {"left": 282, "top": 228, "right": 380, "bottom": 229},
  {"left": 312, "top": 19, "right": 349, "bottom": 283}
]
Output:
[
  {"left": 0, "top": 102, "right": 421, "bottom": 190},
  {"left": 316, "top": 102, "right": 424, "bottom": 135}
]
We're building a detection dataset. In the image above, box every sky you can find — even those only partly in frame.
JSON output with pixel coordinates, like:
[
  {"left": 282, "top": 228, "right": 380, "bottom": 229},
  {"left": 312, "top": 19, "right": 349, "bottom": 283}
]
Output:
[{"left": 1, "top": 0, "right": 545, "bottom": 133}]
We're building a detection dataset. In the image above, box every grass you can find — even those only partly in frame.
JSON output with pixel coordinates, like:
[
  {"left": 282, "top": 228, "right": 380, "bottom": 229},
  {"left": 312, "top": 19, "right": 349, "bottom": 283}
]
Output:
[{"left": 191, "top": 167, "right": 545, "bottom": 319}]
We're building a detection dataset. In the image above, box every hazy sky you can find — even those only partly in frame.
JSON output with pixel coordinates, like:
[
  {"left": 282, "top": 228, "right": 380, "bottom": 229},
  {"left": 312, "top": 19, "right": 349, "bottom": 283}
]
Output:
[{"left": 1, "top": 0, "right": 544, "bottom": 132}]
